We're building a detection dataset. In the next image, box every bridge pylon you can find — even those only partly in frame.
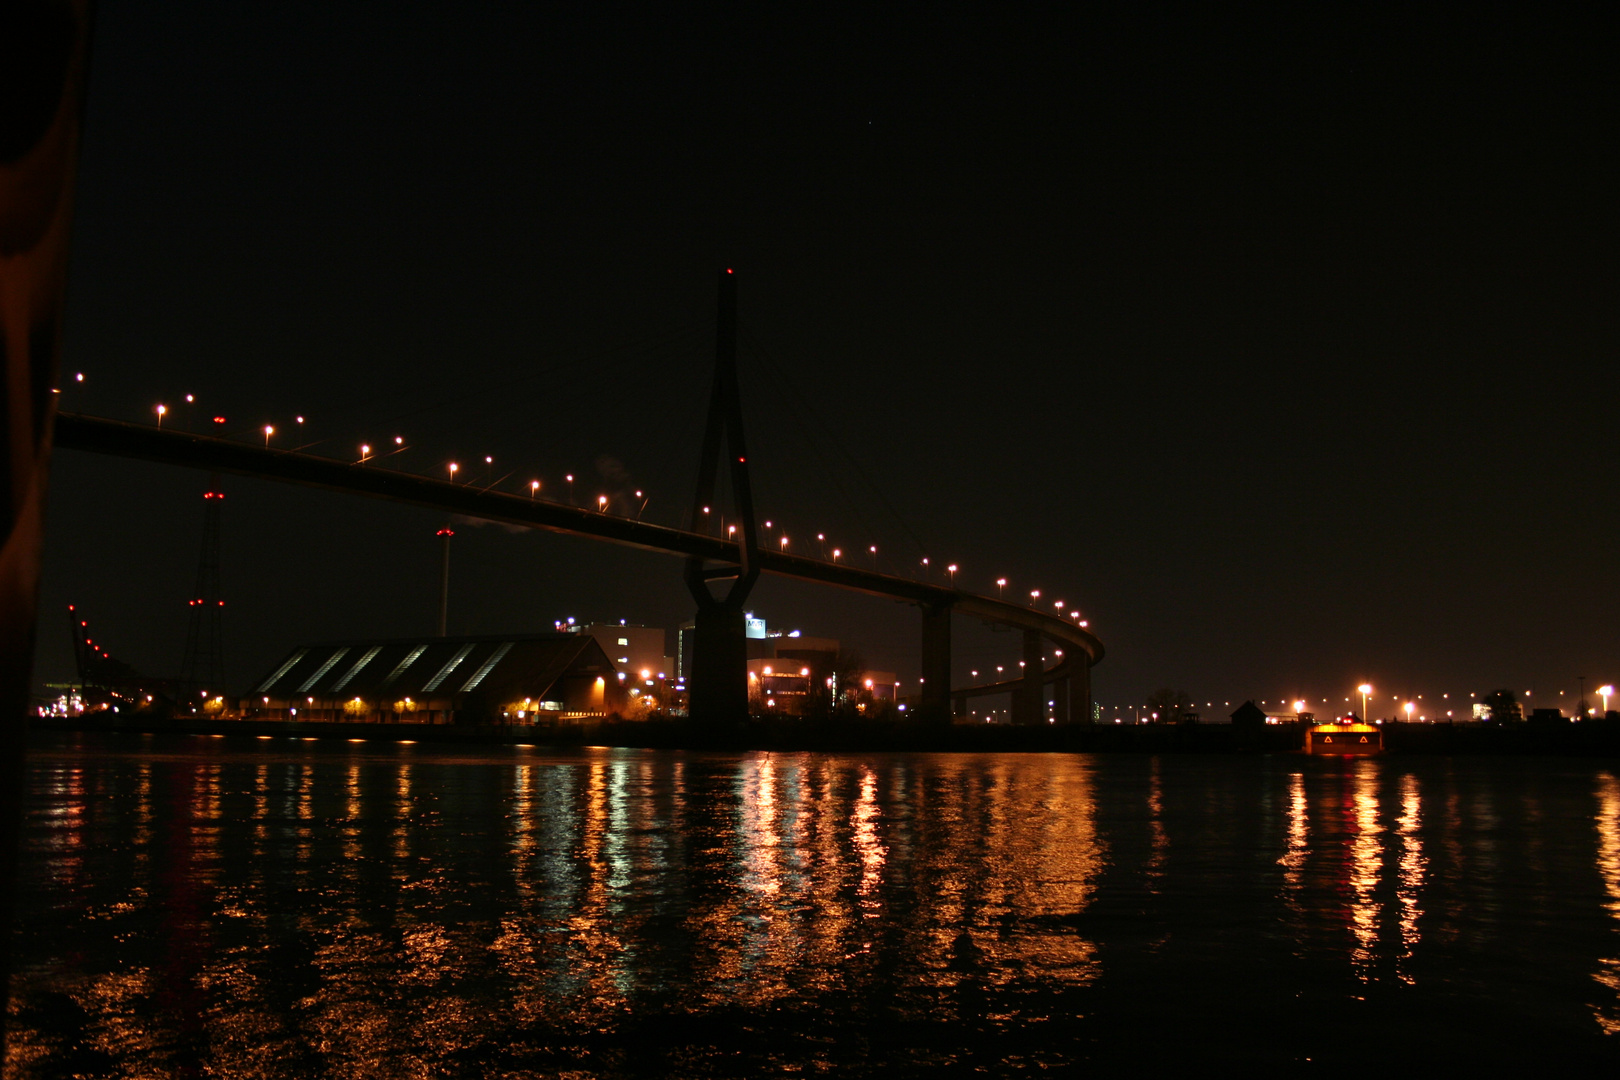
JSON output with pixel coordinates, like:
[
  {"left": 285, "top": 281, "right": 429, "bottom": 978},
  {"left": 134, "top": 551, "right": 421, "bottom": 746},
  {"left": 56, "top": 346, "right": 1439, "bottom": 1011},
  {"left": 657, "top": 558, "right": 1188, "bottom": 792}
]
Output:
[
  {"left": 1013, "top": 628, "right": 1044, "bottom": 725},
  {"left": 917, "top": 599, "right": 953, "bottom": 724},
  {"left": 683, "top": 269, "right": 759, "bottom": 723}
]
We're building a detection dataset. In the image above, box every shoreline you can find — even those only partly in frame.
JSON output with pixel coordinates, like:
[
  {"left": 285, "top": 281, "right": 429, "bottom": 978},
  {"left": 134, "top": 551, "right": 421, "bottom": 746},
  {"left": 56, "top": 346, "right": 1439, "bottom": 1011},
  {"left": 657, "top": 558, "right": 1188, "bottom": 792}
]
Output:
[{"left": 28, "top": 715, "right": 1620, "bottom": 756}]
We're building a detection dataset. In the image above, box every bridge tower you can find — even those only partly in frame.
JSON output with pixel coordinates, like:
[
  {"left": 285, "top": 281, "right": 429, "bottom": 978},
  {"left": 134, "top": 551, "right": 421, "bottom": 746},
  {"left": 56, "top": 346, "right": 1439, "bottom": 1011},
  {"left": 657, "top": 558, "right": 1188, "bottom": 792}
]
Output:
[
  {"left": 684, "top": 268, "right": 760, "bottom": 722},
  {"left": 179, "top": 483, "right": 226, "bottom": 705}
]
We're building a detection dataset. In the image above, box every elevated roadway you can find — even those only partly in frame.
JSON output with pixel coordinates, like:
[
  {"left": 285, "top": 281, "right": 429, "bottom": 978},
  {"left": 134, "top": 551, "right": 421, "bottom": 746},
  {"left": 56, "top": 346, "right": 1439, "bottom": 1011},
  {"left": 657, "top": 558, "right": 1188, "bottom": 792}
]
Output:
[{"left": 53, "top": 413, "right": 1102, "bottom": 720}]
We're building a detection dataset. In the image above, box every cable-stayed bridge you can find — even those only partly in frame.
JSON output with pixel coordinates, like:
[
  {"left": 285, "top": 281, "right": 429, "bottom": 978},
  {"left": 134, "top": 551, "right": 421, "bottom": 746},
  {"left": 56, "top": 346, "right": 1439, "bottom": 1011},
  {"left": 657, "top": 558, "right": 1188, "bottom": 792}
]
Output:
[{"left": 51, "top": 272, "right": 1103, "bottom": 724}]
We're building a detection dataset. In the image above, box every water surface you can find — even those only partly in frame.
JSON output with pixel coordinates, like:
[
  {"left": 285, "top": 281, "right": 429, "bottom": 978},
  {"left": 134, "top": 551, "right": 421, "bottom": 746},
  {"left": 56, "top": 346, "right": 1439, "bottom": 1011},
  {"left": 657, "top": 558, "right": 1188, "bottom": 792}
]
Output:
[{"left": 7, "top": 733, "right": 1619, "bottom": 1074}]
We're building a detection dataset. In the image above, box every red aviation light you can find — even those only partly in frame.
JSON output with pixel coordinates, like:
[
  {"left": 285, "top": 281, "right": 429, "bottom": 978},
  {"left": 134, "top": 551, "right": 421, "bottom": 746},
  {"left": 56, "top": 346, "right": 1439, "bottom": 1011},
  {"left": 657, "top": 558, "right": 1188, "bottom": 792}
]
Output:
[
  {"left": 436, "top": 528, "right": 454, "bottom": 537},
  {"left": 213, "top": 416, "right": 226, "bottom": 424},
  {"left": 726, "top": 268, "right": 733, "bottom": 274}
]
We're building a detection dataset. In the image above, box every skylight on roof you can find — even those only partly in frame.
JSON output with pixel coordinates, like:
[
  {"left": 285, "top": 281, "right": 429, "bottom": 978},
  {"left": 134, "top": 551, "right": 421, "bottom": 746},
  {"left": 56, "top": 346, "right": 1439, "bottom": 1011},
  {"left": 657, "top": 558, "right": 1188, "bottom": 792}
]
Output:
[
  {"left": 331, "top": 645, "right": 383, "bottom": 692},
  {"left": 380, "top": 645, "right": 429, "bottom": 689},
  {"left": 423, "top": 643, "right": 476, "bottom": 692},
  {"left": 460, "top": 642, "right": 515, "bottom": 692},
  {"left": 298, "top": 647, "right": 352, "bottom": 693},
  {"left": 256, "top": 648, "right": 309, "bottom": 694}
]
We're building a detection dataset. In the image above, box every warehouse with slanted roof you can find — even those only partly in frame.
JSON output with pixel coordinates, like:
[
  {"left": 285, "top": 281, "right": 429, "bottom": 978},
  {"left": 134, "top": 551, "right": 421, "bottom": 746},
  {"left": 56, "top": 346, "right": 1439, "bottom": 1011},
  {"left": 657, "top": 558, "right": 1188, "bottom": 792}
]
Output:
[{"left": 241, "top": 633, "right": 627, "bottom": 724}]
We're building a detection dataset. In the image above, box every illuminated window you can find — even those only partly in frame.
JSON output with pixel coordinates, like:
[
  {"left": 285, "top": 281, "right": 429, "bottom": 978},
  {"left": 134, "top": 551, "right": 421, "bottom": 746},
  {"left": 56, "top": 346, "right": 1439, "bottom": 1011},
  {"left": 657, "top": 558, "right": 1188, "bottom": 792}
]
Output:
[
  {"left": 297, "top": 647, "right": 351, "bottom": 693},
  {"left": 460, "top": 642, "right": 515, "bottom": 692},
  {"left": 256, "top": 648, "right": 309, "bottom": 693},
  {"left": 423, "top": 643, "right": 476, "bottom": 691},
  {"left": 331, "top": 645, "right": 382, "bottom": 692},
  {"left": 380, "top": 645, "right": 429, "bottom": 689},
  {"left": 618, "top": 637, "right": 629, "bottom": 646}
]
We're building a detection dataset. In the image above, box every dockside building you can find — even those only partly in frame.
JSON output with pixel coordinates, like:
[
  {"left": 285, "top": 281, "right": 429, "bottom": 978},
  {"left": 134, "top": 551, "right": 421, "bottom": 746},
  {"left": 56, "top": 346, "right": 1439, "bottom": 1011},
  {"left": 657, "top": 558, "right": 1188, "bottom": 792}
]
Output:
[{"left": 242, "top": 633, "right": 628, "bottom": 724}]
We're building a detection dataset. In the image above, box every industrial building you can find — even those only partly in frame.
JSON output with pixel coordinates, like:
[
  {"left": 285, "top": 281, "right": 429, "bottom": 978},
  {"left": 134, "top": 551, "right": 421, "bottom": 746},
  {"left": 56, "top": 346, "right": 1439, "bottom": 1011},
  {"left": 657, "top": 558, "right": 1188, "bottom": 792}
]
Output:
[
  {"left": 243, "top": 633, "right": 627, "bottom": 724},
  {"left": 555, "top": 619, "right": 671, "bottom": 682},
  {"left": 740, "top": 633, "right": 897, "bottom": 716}
]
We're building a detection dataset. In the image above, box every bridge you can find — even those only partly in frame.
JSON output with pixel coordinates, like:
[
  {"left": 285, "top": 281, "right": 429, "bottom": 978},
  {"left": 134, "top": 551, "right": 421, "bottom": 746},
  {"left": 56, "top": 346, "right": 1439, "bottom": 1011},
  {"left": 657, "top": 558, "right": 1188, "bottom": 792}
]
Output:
[{"left": 50, "top": 272, "right": 1102, "bottom": 725}]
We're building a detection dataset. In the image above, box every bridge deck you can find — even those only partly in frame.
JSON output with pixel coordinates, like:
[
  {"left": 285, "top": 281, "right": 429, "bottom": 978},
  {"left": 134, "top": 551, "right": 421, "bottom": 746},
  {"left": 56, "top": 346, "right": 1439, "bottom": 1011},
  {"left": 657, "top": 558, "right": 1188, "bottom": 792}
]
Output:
[{"left": 53, "top": 413, "right": 1103, "bottom": 696}]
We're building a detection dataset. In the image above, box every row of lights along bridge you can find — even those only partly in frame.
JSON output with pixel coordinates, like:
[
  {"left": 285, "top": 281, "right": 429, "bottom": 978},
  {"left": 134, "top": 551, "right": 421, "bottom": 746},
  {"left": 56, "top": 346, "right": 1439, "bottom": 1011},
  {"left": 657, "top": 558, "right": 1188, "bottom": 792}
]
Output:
[
  {"left": 1099, "top": 683, "right": 1618, "bottom": 724},
  {"left": 122, "top": 383, "right": 1094, "bottom": 630}
]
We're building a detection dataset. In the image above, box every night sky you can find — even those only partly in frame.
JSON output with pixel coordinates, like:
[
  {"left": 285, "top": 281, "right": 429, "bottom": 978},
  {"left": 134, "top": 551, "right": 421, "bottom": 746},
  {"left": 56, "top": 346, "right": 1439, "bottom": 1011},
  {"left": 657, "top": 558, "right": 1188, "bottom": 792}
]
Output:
[{"left": 35, "top": 4, "right": 1618, "bottom": 718}]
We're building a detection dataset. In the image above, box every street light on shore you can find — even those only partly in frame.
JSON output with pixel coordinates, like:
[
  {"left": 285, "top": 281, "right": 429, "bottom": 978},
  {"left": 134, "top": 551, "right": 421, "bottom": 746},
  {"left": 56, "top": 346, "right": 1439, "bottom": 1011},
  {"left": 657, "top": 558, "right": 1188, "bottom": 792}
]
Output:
[
  {"left": 263, "top": 424, "right": 274, "bottom": 447},
  {"left": 997, "top": 578, "right": 1006, "bottom": 596},
  {"left": 1358, "top": 683, "right": 1372, "bottom": 721},
  {"left": 155, "top": 404, "right": 167, "bottom": 427},
  {"left": 1404, "top": 701, "right": 1416, "bottom": 722},
  {"left": 1601, "top": 685, "right": 1614, "bottom": 715}
]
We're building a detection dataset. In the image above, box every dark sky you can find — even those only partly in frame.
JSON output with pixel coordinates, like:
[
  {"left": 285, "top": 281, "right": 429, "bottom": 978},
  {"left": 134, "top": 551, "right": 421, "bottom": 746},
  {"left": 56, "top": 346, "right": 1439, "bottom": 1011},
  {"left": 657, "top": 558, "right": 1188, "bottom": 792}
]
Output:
[{"left": 36, "top": 4, "right": 1619, "bottom": 718}]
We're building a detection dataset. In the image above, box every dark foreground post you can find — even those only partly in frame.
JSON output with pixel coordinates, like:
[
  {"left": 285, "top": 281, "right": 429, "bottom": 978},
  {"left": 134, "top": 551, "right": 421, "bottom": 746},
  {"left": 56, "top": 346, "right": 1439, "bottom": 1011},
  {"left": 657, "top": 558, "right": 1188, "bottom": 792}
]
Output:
[{"left": 0, "top": 2, "right": 94, "bottom": 1057}]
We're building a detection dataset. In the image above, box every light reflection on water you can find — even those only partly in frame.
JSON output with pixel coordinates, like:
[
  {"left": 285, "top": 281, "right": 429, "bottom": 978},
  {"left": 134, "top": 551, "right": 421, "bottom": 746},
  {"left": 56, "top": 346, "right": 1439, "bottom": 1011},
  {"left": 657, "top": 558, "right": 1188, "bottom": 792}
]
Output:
[
  {"left": 1595, "top": 772, "right": 1620, "bottom": 1034},
  {"left": 6, "top": 736, "right": 1620, "bottom": 1075}
]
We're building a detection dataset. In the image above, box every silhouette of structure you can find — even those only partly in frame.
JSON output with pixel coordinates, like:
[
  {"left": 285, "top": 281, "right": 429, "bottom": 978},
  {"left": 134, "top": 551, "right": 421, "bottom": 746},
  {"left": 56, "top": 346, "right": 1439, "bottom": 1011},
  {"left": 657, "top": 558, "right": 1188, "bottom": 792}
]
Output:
[
  {"left": 246, "top": 633, "right": 626, "bottom": 723},
  {"left": 436, "top": 526, "right": 454, "bottom": 636},
  {"left": 179, "top": 485, "right": 226, "bottom": 702},
  {"left": 50, "top": 270, "right": 1105, "bottom": 725},
  {"left": 683, "top": 269, "right": 761, "bottom": 722}
]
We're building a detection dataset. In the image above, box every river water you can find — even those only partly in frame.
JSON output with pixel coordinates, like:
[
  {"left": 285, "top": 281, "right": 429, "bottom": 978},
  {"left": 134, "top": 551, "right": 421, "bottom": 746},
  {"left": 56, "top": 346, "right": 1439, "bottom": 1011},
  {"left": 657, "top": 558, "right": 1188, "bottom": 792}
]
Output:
[{"left": 6, "top": 732, "right": 1619, "bottom": 1075}]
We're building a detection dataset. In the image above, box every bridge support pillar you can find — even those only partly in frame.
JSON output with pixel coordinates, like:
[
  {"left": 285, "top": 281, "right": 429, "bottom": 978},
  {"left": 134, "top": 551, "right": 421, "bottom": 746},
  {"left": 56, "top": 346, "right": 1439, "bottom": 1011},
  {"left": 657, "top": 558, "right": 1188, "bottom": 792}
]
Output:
[
  {"left": 1014, "top": 629, "right": 1044, "bottom": 725},
  {"left": 687, "top": 604, "right": 749, "bottom": 723},
  {"left": 918, "top": 601, "right": 952, "bottom": 724},
  {"left": 1069, "top": 658, "right": 1093, "bottom": 723}
]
